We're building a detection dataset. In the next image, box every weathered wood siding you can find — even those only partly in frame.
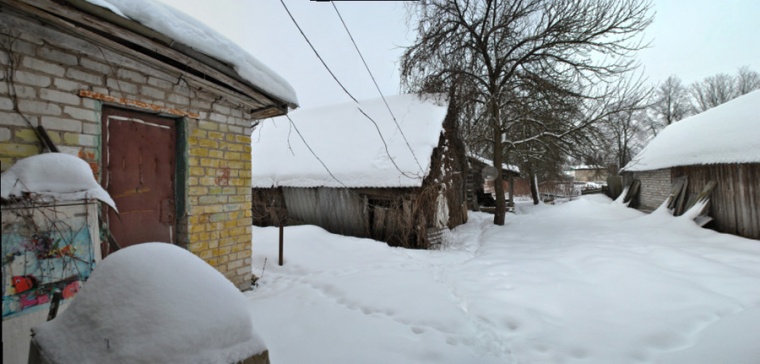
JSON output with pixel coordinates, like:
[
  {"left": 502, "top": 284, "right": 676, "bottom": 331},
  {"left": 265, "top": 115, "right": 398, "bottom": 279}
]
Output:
[
  {"left": 282, "top": 187, "right": 368, "bottom": 238},
  {"left": 672, "top": 163, "right": 760, "bottom": 240}
]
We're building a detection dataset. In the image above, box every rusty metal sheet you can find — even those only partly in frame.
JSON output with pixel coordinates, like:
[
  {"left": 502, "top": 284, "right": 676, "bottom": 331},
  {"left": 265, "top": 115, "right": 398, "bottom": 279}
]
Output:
[{"left": 102, "top": 107, "right": 176, "bottom": 252}]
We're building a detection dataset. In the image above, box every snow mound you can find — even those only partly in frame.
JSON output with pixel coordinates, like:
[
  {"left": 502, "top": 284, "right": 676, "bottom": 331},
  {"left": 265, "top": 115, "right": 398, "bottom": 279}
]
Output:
[
  {"left": 85, "top": 0, "right": 298, "bottom": 106},
  {"left": 32, "top": 243, "right": 266, "bottom": 364},
  {"left": 252, "top": 94, "right": 447, "bottom": 188},
  {"left": 1, "top": 153, "right": 117, "bottom": 211}
]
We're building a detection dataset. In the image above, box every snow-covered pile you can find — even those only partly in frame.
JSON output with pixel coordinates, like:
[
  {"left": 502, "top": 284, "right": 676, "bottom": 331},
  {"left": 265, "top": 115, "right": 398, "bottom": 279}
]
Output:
[
  {"left": 251, "top": 94, "right": 448, "bottom": 188},
  {"left": 623, "top": 90, "right": 760, "bottom": 171},
  {"left": 1, "top": 153, "right": 117, "bottom": 210},
  {"left": 85, "top": 0, "right": 298, "bottom": 106},
  {"left": 33, "top": 243, "right": 266, "bottom": 364},
  {"left": 247, "top": 195, "right": 760, "bottom": 364}
]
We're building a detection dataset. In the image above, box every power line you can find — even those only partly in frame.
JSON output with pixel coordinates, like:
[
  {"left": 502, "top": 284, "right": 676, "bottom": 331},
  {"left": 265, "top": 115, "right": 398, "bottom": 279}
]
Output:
[
  {"left": 356, "top": 108, "right": 421, "bottom": 180},
  {"left": 331, "top": 2, "right": 425, "bottom": 174},
  {"left": 278, "top": 0, "right": 357, "bottom": 103},
  {"left": 278, "top": 0, "right": 424, "bottom": 180},
  {"left": 285, "top": 115, "right": 348, "bottom": 188}
]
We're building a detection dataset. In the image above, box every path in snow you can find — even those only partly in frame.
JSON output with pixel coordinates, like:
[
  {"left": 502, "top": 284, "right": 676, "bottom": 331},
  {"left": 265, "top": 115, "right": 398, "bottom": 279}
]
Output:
[{"left": 245, "top": 195, "right": 760, "bottom": 364}]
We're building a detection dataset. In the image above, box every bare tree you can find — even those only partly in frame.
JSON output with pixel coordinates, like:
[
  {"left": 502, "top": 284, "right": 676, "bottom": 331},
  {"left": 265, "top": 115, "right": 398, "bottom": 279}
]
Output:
[
  {"left": 736, "top": 65, "right": 760, "bottom": 96},
  {"left": 690, "top": 73, "right": 736, "bottom": 113},
  {"left": 401, "top": 0, "right": 652, "bottom": 224},
  {"left": 603, "top": 108, "right": 650, "bottom": 171},
  {"left": 652, "top": 75, "right": 689, "bottom": 128}
]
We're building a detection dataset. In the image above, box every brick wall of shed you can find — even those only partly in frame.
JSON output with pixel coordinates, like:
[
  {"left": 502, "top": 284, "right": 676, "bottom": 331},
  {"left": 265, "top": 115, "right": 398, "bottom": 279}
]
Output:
[
  {"left": 0, "top": 11, "right": 253, "bottom": 289},
  {"left": 633, "top": 168, "right": 671, "bottom": 212}
]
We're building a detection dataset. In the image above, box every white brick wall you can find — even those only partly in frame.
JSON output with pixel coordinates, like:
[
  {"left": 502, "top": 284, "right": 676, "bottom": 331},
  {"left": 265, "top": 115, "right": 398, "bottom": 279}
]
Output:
[{"left": 634, "top": 168, "right": 671, "bottom": 211}]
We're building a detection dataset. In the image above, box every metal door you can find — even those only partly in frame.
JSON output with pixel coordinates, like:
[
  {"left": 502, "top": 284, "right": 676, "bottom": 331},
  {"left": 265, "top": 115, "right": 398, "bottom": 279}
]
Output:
[{"left": 102, "top": 107, "right": 176, "bottom": 254}]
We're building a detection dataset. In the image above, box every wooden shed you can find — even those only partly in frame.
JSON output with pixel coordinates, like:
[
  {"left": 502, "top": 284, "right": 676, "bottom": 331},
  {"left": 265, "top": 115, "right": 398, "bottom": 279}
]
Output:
[
  {"left": 622, "top": 91, "right": 760, "bottom": 240},
  {"left": 0, "top": 0, "right": 298, "bottom": 293},
  {"left": 251, "top": 94, "right": 468, "bottom": 249},
  {"left": 466, "top": 155, "right": 520, "bottom": 211}
]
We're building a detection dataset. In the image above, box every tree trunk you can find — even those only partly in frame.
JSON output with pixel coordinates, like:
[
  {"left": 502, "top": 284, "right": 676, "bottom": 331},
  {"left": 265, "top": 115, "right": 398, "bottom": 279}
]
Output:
[
  {"left": 528, "top": 165, "right": 539, "bottom": 205},
  {"left": 492, "top": 99, "right": 506, "bottom": 225}
]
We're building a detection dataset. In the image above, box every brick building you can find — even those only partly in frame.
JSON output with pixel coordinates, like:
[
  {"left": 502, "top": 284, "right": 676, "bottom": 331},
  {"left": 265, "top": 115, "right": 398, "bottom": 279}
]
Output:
[
  {"left": 622, "top": 91, "right": 759, "bottom": 239},
  {"left": 1, "top": 0, "right": 297, "bottom": 290}
]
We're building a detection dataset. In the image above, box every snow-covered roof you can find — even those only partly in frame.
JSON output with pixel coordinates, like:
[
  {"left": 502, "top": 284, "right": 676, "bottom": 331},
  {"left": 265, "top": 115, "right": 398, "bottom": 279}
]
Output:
[
  {"left": 1, "top": 153, "right": 117, "bottom": 210},
  {"left": 468, "top": 155, "right": 520, "bottom": 174},
  {"left": 623, "top": 91, "right": 760, "bottom": 172},
  {"left": 84, "top": 0, "right": 298, "bottom": 106},
  {"left": 572, "top": 165, "right": 604, "bottom": 171},
  {"left": 33, "top": 243, "right": 267, "bottom": 363},
  {"left": 251, "top": 94, "right": 448, "bottom": 188}
]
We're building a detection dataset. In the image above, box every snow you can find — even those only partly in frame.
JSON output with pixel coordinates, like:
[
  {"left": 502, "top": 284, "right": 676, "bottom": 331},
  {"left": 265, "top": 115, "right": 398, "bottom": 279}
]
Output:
[
  {"left": 251, "top": 94, "right": 448, "bottom": 188},
  {"left": 1, "top": 153, "right": 117, "bottom": 211},
  {"left": 33, "top": 243, "right": 266, "bottom": 364},
  {"left": 572, "top": 164, "right": 604, "bottom": 170},
  {"left": 83, "top": 0, "right": 298, "bottom": 106},
  {"left": 622, "top": 90, "right": 760, "bottom": 172},
  {"left": 469, "top": 154, "right": 521, "bottom": 174},
  {"left": 247, "top": 195, "right": 760, "bottom": 364}
]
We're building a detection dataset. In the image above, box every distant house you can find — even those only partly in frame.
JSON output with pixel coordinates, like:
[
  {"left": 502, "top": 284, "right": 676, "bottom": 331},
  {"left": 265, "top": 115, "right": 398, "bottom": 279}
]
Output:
[
  {"left": 621, "top": 91, "right": 760, "bottom": 240},
  {"left": 571, "top": 165, "right": 608, "bottom": 183},
  {"left": 466, "top": 155, "right": 520, "bottom": 210},
  {"left": 251, "top": 94, "right": 468, "bottom": 248}
]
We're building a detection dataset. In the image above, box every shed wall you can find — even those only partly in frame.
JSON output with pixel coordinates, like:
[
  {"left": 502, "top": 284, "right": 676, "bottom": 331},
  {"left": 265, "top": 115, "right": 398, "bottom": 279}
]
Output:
[
  {"left": 0, "top": 10, "right": 254, "bottom": 289},
  {"left": 283, "top": 187, "right": 368, "bottom": 238},
  {"left": 672, "top": 164, "right": 760, "bottom": 240}
]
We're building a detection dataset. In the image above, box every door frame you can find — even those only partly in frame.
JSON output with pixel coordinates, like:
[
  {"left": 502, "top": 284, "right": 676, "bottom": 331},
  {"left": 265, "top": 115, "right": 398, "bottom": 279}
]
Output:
[{"left": 100, "top": 105, "right": 187, "bottom": 255}]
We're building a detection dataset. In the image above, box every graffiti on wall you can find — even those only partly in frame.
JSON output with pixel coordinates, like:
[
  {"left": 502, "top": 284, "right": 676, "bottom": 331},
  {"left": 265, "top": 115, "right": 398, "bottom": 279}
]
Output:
[{"left": 2, "top": 202, "right": 96, "bottom": 318}]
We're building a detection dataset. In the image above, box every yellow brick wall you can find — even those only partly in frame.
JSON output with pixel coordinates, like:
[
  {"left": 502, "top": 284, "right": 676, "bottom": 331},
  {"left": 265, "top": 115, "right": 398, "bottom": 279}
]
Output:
[{"left": 185, "top": 120, "right": 253, "bottom": 290}]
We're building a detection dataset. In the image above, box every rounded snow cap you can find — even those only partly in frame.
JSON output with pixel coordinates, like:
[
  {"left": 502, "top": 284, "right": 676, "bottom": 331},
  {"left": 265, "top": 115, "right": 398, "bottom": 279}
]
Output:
[
  {"left": 32, "top": 243, "right": 266, "bottom": 364},
  {"left": 0, "top": 153, "right": 117, "bottom": 211}
]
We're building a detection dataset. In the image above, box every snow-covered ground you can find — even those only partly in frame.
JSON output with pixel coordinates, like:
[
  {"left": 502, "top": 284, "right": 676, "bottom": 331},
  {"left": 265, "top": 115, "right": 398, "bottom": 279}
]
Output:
[{"left": 245, "top": 195, "right": 760, "bottom": 364}]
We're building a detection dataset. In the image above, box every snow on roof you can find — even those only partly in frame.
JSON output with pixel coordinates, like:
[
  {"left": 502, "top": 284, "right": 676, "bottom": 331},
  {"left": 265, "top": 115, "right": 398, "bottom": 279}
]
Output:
[
  {"left": 571, "top": 165, "right": 604, "bottom": 170},
  {"left": 623, "top": 91, "right": 760, "bottom": 172},
  {"left": 468, "top": 154, "right": 521, "bottom": 174},
  {"left": 1, "top": 153, "right": 117, "bottom": 211},
  {"left": 85, "top": 0, "right": 298, "bottom": 106},
  {"left": 251, "top": 94, "right": 448, "bottom": 188},
  {"left": 32, "top": 243, "right": 267, "bottom": 363}
]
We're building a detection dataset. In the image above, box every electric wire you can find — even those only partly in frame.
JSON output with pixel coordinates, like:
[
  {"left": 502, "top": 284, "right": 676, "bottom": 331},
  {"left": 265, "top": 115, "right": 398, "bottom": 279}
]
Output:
[
  {"left": 278, "top": 0, "right": 424, "bottom": 180},
  {"left": 285, "top": 115, "right": 349, "bottom": 188},
  {"left": 278, "top": 0, "right": 357, "bottom": 103},
  {"left": 331, "top": 2, "right": 425, "bottom": 174}
]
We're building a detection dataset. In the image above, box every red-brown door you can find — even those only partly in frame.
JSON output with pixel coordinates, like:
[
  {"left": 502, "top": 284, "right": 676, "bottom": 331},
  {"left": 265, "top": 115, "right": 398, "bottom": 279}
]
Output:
[{"left": 102, "top": 107, "right": 176, "bottom": 254}]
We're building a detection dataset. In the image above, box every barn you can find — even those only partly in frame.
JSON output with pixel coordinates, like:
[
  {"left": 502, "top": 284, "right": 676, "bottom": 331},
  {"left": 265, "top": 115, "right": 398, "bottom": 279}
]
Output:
[
  {"left": 621, "top": 90, "right": 760, "bottom": 240},
  {"left": 251, "top": 94, "right": 468, "bottom": 249}
]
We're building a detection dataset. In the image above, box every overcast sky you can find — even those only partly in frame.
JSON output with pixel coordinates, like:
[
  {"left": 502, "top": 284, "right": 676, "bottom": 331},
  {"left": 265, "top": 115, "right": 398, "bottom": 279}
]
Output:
[{"left": 156, "top": 0, "right": 760, "bottom": 110}]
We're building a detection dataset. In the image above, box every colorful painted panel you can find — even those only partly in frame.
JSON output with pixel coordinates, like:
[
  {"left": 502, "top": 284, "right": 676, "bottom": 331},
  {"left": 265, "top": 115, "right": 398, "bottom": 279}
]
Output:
[{"left": 2, "top": 201, "right": 98, "bottom": 318}]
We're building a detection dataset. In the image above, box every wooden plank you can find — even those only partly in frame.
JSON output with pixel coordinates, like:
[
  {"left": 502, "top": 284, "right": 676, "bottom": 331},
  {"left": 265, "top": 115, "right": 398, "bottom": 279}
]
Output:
[
  {"left": 668, "top": 176, "right": 686, "bottom": 212},
  {"left": 79, "top": 90, "right": 200, "bottom": 118},
  {"left": 373, "top": 206, "right": 387, "bottom": 241}
]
